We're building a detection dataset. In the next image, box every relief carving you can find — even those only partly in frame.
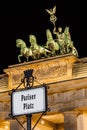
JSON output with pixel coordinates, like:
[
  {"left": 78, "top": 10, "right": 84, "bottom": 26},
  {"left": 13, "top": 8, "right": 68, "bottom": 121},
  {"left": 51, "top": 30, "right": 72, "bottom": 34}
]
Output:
[
  {"left": 34, "top": 61, "right": 67, "bottom": 81},
  {"left": 5, "top": 55, "right": 75, "bottom": 87}
]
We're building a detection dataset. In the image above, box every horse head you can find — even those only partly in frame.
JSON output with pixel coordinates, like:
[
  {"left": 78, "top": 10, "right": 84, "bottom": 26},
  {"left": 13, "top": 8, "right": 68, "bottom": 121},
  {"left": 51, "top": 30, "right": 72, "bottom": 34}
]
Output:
[
  {"left": 16, "top": 39, "right": 26, "bottom": 48},
  {"left": 46, "top": 29, "right": 54, "bottom": 42},
  {"left": 29, "top": 34, "right": 37, "bottom": 45}
]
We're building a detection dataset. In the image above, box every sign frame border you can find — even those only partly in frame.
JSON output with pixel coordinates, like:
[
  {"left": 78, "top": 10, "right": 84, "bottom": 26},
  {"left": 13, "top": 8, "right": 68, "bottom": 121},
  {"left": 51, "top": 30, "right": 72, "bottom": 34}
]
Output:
[{"left": 11, "top": 85, "right": 48, "bottom": 117}]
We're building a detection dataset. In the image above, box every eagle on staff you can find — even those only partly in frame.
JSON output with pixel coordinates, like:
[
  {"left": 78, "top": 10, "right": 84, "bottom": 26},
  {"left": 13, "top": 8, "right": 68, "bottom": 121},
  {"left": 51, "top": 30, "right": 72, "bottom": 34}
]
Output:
[
  {"left": 46, "top": 5, "right": 57, "bottom": 27},
  {"left": 46, "top": 5, "right": 56, "bottom": 15}
]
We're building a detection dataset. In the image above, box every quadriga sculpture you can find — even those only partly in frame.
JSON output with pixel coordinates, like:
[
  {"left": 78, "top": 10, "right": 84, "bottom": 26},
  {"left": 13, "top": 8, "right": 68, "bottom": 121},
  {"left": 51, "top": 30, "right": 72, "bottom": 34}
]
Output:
[{"left": 16, "top": 28, "right": 79, "bottom": 63}]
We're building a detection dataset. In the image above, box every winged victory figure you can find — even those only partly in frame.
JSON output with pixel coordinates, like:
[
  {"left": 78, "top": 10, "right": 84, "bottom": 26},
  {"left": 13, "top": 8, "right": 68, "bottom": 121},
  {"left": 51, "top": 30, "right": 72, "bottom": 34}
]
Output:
[{"left": 46, "top": 5, "right": 56, "bottom": 15}]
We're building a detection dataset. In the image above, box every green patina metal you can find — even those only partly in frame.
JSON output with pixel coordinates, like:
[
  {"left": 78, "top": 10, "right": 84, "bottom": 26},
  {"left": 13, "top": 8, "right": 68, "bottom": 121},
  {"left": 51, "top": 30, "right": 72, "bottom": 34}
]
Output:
[{"left": 16, "top": 5, "right": 79, "bottom": 63}]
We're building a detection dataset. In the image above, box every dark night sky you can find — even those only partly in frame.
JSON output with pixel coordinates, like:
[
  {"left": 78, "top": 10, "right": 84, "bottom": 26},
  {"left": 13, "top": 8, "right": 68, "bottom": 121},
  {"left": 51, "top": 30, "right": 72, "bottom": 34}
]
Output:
[{"left": 0, "top": 1, "right": 87, "bottom": 74}]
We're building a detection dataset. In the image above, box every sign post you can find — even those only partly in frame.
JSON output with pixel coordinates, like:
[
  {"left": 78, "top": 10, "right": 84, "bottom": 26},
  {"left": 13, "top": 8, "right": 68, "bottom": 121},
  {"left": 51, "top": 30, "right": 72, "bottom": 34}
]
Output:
[{"left": 27, "top": 115, "right": 32, "bottom": 130}]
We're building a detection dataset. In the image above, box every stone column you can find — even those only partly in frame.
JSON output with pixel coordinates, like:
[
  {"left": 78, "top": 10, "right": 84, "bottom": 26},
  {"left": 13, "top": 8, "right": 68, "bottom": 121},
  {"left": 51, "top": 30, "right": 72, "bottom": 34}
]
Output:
[
  {"left": 10, "top": 120, "right": 23, "bottom": 130},
  {"left": 77, "top": 113, "right": 87, "bottom": 130},
  {"left": 63, "top": 111, "right": 78, "bottom": 130}
]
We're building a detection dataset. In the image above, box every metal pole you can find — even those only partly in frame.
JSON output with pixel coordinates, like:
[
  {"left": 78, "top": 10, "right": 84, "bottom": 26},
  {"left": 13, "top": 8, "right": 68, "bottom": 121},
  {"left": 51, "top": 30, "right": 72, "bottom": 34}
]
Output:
[
  {"left": 24, "top": 70, "right": 33, "bottom": 130},
  {"left": 27, "top": 115, "right": 32, "bottom": 130}
]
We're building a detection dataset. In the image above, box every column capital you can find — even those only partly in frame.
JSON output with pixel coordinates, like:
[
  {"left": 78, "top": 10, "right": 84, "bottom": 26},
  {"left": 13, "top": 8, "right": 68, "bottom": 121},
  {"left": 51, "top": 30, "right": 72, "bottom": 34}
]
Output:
[{"left": 63, "top": 110, "right": 79, "bottom": 116}]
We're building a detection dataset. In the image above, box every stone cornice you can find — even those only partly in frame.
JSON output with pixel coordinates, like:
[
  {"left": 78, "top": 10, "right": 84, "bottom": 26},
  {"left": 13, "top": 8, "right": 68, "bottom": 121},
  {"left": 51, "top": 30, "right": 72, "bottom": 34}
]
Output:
[{"left": 3, "top": 54, "right": 78, "bottom": 90}]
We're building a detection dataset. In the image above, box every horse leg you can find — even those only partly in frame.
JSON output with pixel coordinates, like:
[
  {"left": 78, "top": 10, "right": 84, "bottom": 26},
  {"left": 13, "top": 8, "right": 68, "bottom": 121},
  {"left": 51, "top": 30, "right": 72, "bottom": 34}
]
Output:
[
  {"left": 72, "top": 47, "right": 79, "bottom": 57},
  {"left": 18, "top": 54, "right": 23, "bottom": 62},
  {"left": 26, "top": 56, "right": 29, "bottom": 62}
]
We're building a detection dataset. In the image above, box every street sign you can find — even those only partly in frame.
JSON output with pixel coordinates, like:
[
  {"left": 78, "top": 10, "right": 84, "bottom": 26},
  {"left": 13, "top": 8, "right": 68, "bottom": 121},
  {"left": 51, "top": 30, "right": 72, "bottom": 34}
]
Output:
[{"left": 11, "top": 86, "right": 47, "bottom": 116}]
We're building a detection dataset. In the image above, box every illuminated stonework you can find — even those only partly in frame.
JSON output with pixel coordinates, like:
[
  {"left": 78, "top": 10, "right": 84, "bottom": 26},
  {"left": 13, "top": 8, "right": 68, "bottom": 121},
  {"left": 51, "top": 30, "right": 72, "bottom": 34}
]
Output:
[
  {"left": 0, "top": 54, "right": 87, "bottom": 130},
  {"left": 4, "top": 54, "right": 77, "bottom": 90}
]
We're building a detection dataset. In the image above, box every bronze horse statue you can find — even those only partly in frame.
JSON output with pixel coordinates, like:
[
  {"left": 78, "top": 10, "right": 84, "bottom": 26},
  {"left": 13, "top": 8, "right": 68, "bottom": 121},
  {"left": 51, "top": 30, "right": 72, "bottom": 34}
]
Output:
[
  {"left": 16, "top": 39, "right": 33, "bottom": 62},
  {"left": 16, "top": 36, "right": 51, "bottom": 62}
]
